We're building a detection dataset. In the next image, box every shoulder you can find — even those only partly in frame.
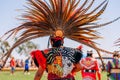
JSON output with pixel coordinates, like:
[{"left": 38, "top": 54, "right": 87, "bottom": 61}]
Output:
[
  {"left": 30, "top": 49, "right": 50, "bottom": 54},
  {"left": 30, "top": 49, "right": 44, "bottom": 58},
  {"left": 43, "top": 48, "right": 51, "bottom": 54},
  {"left": 80, "top": 58, "right": 85, "bottom": 63},
  {"left": 63, "top": 47, "right": 74, "bottom": 50},
  {"left": 30, "top": 49, "right": 41, "bottom": 54},
  {"left": 64, "top": 47, "right": 82, "bottom": 53}
]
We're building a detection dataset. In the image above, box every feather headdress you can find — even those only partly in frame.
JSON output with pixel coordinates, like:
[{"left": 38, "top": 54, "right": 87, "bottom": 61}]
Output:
[
  {"left": 115, "top": 38, "right": 120, "bottom": 46},
  {"left": 1, "top": 0, "right": 120, "bottom": 68}
]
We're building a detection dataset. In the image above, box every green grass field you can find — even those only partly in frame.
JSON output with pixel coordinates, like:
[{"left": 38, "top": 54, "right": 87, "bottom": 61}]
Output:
[{"left": 0, "top": 71, "right": 107, "bottom": 80}]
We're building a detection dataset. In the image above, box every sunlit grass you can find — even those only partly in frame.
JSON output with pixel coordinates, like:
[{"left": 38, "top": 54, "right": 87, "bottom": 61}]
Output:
[{"left": 0, "top": 71, "right": 107, "bottom": 80}]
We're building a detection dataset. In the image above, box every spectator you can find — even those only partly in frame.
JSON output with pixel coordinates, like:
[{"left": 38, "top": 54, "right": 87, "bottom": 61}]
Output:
[
  {"left": 16, "top": 59, "right": 21, "bottom": 67},
  {"left": 31, "top": 59, "right": 35, "bottom": 68},
  {"left": 20, "top": 59, "right": 24, "bottom": 68},
  {"left": 10, "top": 57, "right": 16, "bottom": 75},
  {"left": 24, "top": 57, "right": 30, "bottom": 75}
]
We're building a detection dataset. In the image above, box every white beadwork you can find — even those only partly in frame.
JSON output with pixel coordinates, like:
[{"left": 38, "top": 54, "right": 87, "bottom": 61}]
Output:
[{"left": 62, "top": 56, "right": 74, "bottom": 77}]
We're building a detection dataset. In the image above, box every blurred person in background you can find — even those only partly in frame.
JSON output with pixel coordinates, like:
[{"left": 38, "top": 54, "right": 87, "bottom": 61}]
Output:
[
  {"left": 24, "top": 57, "right": 30, "bottom": 75},
  {"left": 106, "top": 51, "right": 120, "bottom": 80},
  {"left": 20, "top": 59, "right": 24, "bottom": 68},
  {"left": 80, "top": 50, "right": 101, "bottom": 80},
  {"left": 16, "top": 59, "right": 21, "bottom": 67},
  {"left": 10, "top": 57, "right": 16, "bottom": 75}
]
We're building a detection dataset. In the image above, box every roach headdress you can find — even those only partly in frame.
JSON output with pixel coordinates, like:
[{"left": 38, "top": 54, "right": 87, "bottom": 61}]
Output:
[{"left": 1, "top": 0, "right": 120, "bottom": 67}]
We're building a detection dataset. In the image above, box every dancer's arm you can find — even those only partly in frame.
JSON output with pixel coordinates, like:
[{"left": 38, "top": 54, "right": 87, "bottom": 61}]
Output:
[{"left": 34, "top": 66, "right": 44, "bottom": 80}]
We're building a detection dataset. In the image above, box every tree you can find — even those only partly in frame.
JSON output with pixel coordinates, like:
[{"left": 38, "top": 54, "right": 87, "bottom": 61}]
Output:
[
  {"left": 0, "top": 38, "right": 38, "bottom": 67},
  {"left": 0, "top": 40, "right": 10, "bottom": 59},
  {"left": 15, "top": 40, "right": 38, "bottom": 56}
]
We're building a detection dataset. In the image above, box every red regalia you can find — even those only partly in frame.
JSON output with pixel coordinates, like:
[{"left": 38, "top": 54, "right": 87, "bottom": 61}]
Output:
[
  {"left": 80, "top": 52, "right": 101, "bottom": 80},
  {"left": 31, "top": 44, "right": 83, "bottom": 80}
]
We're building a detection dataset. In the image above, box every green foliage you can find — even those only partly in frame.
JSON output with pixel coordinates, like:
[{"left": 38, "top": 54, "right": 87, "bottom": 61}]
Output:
[
  {"left": 0, "top": 40, "right": 10, "bottom": 54},
  {"left": 15, "top": 37, "right": 38, "bottom": 56},
  {"left": 0, "top": 40, "right": 10, "bottom": 58}
]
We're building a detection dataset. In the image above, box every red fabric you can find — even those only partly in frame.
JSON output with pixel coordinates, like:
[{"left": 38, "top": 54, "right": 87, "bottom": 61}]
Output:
[
  {"left": 51, "top": 37, "right": 63, "bottom": 42},
  {"left": 30, "top": 50, "right": 46, "bottom": 69},
  {"left": 48, "top": 73, "right": 75, "bottom": 80},
  {"left": 97, "top": 71, "right": 101, "bottom": 80},
  {"left": 10, "top": 59, "right": 15, "bottom": 67},
  {"left": 77, "top": 45, "right": 83, "bottom": 50},
  {"left": 80, "top": 57, "right": 101, "bottom": 80},
  {"left": 71, "top": 68, "right": 76, "bottom": 75},
  {"left": 82, "top": 40, "right": 92, "bottom": 44}
]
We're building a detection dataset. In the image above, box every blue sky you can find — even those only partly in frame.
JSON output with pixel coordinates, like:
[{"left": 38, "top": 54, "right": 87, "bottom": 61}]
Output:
[{"left": 0, "top": 0, "right": 120, "bottom": 58}]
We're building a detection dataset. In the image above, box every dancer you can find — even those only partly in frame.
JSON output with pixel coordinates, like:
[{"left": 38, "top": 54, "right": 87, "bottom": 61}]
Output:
[
  {"left": 1, "top": 0, "right": 119, "bottom": 79},
  {"left": 31, "top": 34, "right": 83, "bottom": 80},
  {"left": 80, "top": 50, "right": 101, "bottom": 80},
  {"left": 106, "top": 51, "right": 120, "bottom": 80}
]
